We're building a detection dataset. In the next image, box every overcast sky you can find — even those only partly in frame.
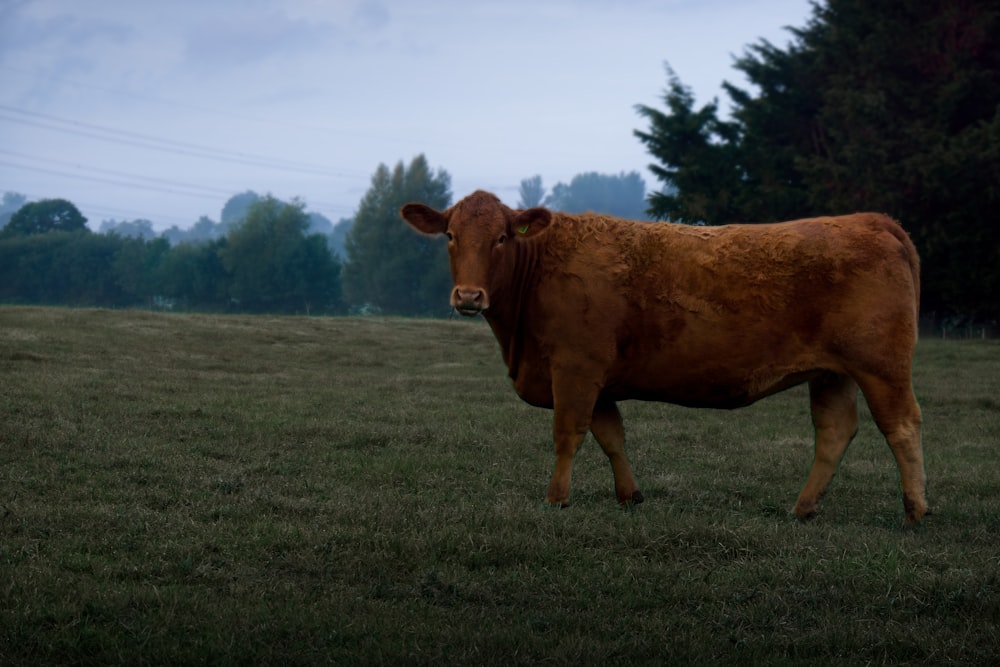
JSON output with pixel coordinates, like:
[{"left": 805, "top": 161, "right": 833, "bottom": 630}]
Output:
[{"left": 1, "top": 0, "right": 814, "bottom": 231}]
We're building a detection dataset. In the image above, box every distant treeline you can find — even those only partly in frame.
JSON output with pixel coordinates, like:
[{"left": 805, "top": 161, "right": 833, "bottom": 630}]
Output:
[
  {"left": 0, "top": 196, "right": 343, "bottom": 315},
  {"left": 0, "top": 163, "right": 650, "bottom": 316}
]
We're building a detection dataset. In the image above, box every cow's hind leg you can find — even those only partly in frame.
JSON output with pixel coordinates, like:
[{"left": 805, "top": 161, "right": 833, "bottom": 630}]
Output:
[
  {"left": 793, "top": 372, "right": 859, "bottom": 520},
  {"left": 590, "top": 400, "right": 643, "bottom": 506},
  {"left": 856, "top": 372, "right": 928, "bottom": 525}
]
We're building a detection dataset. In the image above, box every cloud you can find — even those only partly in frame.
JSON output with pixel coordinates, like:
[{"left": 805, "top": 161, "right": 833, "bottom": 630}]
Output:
[
  {"left": 182, "top": 12, "right": 338, "bottom": 70},
  {"left": 352, "top": 1, "right": 390, "bottom": 31},
  {"left": 0, "top": 9, "right": 133, "bottom": 68}
]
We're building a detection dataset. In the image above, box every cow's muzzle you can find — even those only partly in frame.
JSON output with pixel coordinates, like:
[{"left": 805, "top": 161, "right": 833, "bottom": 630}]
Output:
[{"left": 451, "top": 286, "right": 488, "bottom": 316}]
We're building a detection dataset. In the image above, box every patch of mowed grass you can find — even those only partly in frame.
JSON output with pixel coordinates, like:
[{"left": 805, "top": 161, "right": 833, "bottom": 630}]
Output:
[{"left": 1, "top": 306, "right": 998, "bottom": 665}]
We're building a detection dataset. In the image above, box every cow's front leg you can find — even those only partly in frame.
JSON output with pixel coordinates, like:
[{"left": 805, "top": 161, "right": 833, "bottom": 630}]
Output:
[
  {"left": 590, "top": 400, "right": 643, "bottom": 506},
  {"left": 544, "top": 424, "right": 586, "bottom": 507},
  {"left": 544, "top": 375, "right": 600, "bottom": 507}
]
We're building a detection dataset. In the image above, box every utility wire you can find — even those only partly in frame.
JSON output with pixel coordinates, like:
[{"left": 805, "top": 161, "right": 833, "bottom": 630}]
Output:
[
  {"left": 0, "top": 160, "right": 222, "bottom": 201},
  {"left": 0, "top": 149, "right": 235, "bottom": 197},
  {"left": 0, "top": 104, "right": 368, "bottom": 178}
]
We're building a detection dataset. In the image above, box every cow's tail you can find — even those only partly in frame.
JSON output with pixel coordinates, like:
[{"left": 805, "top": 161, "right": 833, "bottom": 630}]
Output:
[{"left": 885, "top": 216, "right": 921, "bottom": 335}]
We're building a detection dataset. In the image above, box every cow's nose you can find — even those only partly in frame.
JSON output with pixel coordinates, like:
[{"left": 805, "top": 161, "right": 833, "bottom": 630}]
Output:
[{"left": 452, "top": 286, "right": 487, "bottom": 315}]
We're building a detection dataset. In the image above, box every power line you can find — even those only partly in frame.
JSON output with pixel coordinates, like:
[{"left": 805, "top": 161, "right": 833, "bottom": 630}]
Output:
[
  {"left": 0, "top": 104, "right": 369, "bottom": 179},
  {"left": 3, "top": 158, "right": 355, "bottom": 214},
  {"left": 0, "top": 149, "right": 235, "bottom": 198},
  {"left": 1, "top": 157, "right": 356, "bottom": 221},
  {"left": 0, "top": 159, "right": 223, "bottom": 201}
]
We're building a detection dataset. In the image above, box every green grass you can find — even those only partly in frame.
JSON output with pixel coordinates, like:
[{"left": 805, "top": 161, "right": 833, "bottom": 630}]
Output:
[{"left": 1, "top": 306, "right": 998, "bottom": 665}]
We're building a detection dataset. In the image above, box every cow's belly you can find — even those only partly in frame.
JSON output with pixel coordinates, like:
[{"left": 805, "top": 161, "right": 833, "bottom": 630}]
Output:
[
  {"left": 615, "top": 368, "right": 822, "bottom": 409},
  {"left": 608, "top": 331, "right": 829, "bottom": 408},
  {"left": 510, "top": 349, "right": 823, "bottom": 410},
  {"left": 504, "top": 321, "right": 833, "bottom": 411}
]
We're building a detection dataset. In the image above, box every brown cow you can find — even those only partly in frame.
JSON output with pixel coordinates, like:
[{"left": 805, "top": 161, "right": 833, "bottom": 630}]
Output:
[{"left": 401, "top": 190, "right": 928, "bottom": 524}]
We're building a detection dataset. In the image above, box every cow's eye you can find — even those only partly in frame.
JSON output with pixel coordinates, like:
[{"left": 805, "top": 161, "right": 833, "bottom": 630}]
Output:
[
  {"left": 445, "top": 231, "right": 454, "bottom": 242},
  {"left": 497, "top": 234, "right": 507, "bottom": 246}
]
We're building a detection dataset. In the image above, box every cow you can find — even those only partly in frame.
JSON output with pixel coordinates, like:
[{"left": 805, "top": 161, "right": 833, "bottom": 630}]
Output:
[{"left": 400, "top": 190, "right": 928, "bottom": 525}]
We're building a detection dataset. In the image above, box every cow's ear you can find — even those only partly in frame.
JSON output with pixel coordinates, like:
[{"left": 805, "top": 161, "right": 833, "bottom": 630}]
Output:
[
  {"left": 400, "top": 203, "right": 448, "bottom": 235},
  {"left": 511, "top": 207, "right": 552, "bottom": 239}
]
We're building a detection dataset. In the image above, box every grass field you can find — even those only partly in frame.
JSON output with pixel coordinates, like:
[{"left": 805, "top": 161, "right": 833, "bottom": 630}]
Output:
[{"left": 1, "top": 306, "right": 998, "bottom": 665}]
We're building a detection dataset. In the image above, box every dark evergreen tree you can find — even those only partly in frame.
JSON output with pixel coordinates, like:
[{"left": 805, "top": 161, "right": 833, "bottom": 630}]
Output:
[
  {"left": 635, "top": 74, "right": 743, "bottom": 224},
  {"left": 342, "top": 155, "right": 452, "bottom": 316}
]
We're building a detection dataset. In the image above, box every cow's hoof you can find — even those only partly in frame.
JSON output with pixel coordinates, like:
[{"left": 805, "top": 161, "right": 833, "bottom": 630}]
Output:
[
  {"left": 618, "top": 490, "right": 644, "bottom": 511},
  {"left": 902, "top": 494, "right": 930, "bottom": 526},
  {"left": 791, "top": 507, "right": 817, "bottom": 522}
]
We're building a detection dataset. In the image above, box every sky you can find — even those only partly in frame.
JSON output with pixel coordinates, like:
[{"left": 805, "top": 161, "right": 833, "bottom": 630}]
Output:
[{"left": 0, "top": 0, "right": 814, "bottom": 231}]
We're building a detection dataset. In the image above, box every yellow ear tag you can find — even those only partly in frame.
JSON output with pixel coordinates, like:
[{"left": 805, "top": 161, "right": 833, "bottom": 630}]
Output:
[{"left": 517, "top": 224, "right": 529, "bottom": 235}]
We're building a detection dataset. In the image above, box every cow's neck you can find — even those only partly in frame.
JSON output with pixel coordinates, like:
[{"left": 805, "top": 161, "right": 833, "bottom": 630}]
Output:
[{"left": 484, "top": 239, "right": 539, "bottom": 381}]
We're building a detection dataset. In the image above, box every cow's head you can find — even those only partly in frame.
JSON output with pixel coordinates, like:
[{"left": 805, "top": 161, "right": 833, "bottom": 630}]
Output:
[{"left": 401, "top": 190, "right": 551, "bottom": 316}]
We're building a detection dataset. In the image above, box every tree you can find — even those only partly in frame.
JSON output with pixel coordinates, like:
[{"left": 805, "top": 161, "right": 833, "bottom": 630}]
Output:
[
  {"left": 634, "top": 71, "right": 746, "bottom": 223},
  {"left": 220, "top": 196, "right": 341, "bottom": 314},
  {"left": 517, "top": 176, "right": 545, "bottom": 208},
  {"left": 113, "top": 236, "right": 170, "bottom": 305},
  {"left": 545, "top": 171, "right": 650, "bottom": 219},
  {"left": 342, "top": 155, "right": 452, "bottom": 315},
  {"left": 154, "top": 238, "right": 230, "bottom": 310},
  {"left": 0, "top": 231, "right": 131, "bottom": 306},
  {"left": 3, "top": 198, "right": 88, "bottom": 236},
  {"left": 635, "top": 0, "right": 1000, "bottom": 320}
]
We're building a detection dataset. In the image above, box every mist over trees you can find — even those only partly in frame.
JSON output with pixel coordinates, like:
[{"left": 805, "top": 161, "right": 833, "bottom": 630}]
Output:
[
  {"left": 516, "top": 172, "right": 649, "bottom": 219},
  {"left": 99, "top": 218, "right": 157, "bottom": 240},
  {"left": 327, "top": 218, "right": 352, "bottom": 260},
  {"left": 0, "top": 192, "right": 27, "bottom": 228},
  {"left": 0, "top": 195, "right": 342, "bottom": 314},
  {"left": 517, "top": 176, "right": 545, "bottom": 208},
  {"left": 546, "top": 171, "right": 649, "bottom": 219},
  {"left": 635, "top": 0, "right": 999, "bottom": 321}
]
